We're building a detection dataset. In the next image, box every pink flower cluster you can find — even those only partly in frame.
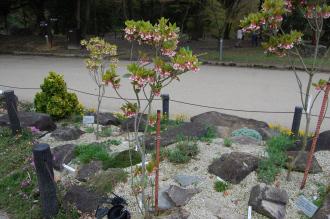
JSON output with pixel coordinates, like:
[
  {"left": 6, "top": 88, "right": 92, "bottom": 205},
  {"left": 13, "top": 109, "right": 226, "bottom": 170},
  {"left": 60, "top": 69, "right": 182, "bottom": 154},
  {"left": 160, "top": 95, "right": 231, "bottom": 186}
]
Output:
[
  {"left": 124, "top": 27, "right": 136, "bottom": 41},
  {"left": 173, "top": 61, "right": 199, "bottom": 72},
  {"left": 278, "top": 43, "right": 294, "bottom": 50},
  {"left": 161, "top": 48, "right": 176, "bottom": 57},
  {"left": 129, "top": 75, "right": 154, "bottom": 88},
  {"left": 305, "top": 6, "right": 330, "bottom": 19},
  {"left": 285, "top": 0, "right": 293, "bottom": 12},
  {"left": 154, "top": 65, "right": 171, "bottom": 78},
  {"left": 242, "top": 23, "right": 260, "bottom": 32}
]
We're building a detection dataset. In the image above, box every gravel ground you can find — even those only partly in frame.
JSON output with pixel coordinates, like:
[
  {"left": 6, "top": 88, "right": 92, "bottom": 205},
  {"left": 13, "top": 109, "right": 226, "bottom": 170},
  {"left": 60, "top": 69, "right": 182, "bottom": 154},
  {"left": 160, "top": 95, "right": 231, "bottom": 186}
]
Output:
[
  {"left": 112, "top": 138, "right": 329, "bottom": 219},
  {"left": 40, "top": 128, "right": 330, "bottom": 219}
]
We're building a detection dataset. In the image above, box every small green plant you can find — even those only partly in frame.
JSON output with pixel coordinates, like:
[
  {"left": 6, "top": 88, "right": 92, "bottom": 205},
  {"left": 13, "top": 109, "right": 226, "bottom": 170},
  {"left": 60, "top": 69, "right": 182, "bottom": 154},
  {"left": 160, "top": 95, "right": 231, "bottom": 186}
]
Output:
[
  {"left": 200, "top": 126, "right": 217, "bottom": 143},
  {"left": 151, "top": 147, "right": 169, "bottom": 162},
  {"left": 84, "top": 126, "right": 95, "bottom": 133},
  {"left": 99, "top": 127, "right": 113, "bottom": 137},
  {"left": 214, "top": 180, "right": 229, "bottom": 192},
  {"left": 314, "top": 183, "right": 330, "bottom": 207},
  {"left": 108, "top": 139, "right": 122, "bottom": 146},
  {"left": 231, "top": 127, "right": 262, "bottom": 141},
  {"left": 89, "top": 168, "right": 128, "bottom": 193},
  {"left": 257, "top": 134, "right": 294, "bottom": 183},
  {"left": 103, "top": 150, "right": 141, "bottom": 169},
  {"left": 74, "top": 143, "right": 110, "bottom": 164},
  {"left": 34, "top": 71, "right": 83, "bottom": 119},
  {"left": 167, "top": 139, "right": 199, "bottom": 164},
  {"left": 223, "top": 138, "right": 232, "bottom": 147}
]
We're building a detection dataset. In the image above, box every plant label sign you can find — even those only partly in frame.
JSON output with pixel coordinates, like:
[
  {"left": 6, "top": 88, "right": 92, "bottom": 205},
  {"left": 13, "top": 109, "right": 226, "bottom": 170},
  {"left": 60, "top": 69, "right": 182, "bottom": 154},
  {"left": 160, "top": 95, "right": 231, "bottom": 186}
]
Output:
[
  {"left": 83, "top": 116, "right": 95, "bottom": 124},
  {"left": 295, "top": 195, "right": 318, "bottom": 217}
]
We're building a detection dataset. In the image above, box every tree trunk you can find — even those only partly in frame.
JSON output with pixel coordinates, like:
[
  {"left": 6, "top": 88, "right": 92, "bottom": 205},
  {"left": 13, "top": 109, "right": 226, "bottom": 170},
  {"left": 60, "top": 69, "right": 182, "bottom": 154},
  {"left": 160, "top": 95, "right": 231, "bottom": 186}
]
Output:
[
  {"left": 76, "top": 0, "right": 81, "bottom": 29},
  {"left": 223, "top": 22, "right": 232, "bottom": 39},
  {"left": 82, "top": 0, "right": 90, "bottom": 36}
]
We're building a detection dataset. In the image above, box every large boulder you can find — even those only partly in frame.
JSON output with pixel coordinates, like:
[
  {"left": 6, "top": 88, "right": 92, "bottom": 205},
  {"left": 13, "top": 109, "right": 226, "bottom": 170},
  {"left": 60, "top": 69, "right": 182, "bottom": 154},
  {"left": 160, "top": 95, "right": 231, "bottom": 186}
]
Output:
[
  {"left": 52, "top": 144, "right": 76, "bottom": 171},
  {"left": 286, "top": 151, "right": 322, "bottom": 173},
  {"left": 174, "top": 175, "right": 202, "bottom": 187},
  {"left": 121, "top": 114, "right": 147, "bottom": 132},
  {"left": 291, "top": 130, "right": 330, "bottom": 151},
  {"left": 0, "top": 111, "right": 56, "bottom": 131},
  {"left": 190, "top": 111, "right": 270, "bottom": 139},
  {"left": 208, "top": 152, "right": 259, "bottom": 184},
  {"left": 145, "top": 122, "right": 209, "bottom": 150},
  {"left": 51, "top": 126, "right": 84, "bottom": 141},
  {"left": 63, "top": 185, "right": 105, "bottom": 213},
  {"left": 166, "top": 185, "right": 200, "bottom": 207},
  {"left": 313, "top": 193, "right": 330, "bottom": 219},
  {"left": 248, "top": 184, "right": 288, "bottom": 219},
  {"left": 93, "top": 112, "right": 121, "bottom": 126}
]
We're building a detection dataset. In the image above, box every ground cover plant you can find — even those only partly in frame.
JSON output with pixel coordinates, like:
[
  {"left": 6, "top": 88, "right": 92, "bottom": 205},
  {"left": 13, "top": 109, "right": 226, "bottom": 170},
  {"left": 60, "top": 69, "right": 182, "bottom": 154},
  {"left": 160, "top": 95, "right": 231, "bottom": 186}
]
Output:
[
  {"left": 258, "top": 134, "right": 294, "bottom": 183},
  {"left": 167, "top": 138, "right": 199, "bottom": 164},
  {"left": 214, "top": 180, "right": 229, "bottom": 192}
]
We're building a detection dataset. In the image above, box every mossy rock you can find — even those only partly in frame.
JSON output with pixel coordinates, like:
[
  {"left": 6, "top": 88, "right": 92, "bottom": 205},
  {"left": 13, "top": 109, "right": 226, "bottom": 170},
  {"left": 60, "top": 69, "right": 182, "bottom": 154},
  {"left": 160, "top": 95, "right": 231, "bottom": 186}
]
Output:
[{"left": 89, "top": 168, "right": 128, "bottom": 193}]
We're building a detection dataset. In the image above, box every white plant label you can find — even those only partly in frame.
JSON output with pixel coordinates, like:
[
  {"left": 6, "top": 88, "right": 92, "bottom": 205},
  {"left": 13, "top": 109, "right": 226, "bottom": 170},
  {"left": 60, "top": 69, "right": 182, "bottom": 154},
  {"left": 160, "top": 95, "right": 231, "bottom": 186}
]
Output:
[
  {"left": 248, "top": 206, "right": 252, "bottom": 219},
  {"left": 62, "top": 164, "right": 76, "bottom": 172},
  {"left": 83, "top": 116, "right": 95, "bottom": 124},
  {"left": 0, "top": 90, "right": 3, "bottom": 94},
  {"left": 295, "top": 195, "right": 318, "bottom": 217}
]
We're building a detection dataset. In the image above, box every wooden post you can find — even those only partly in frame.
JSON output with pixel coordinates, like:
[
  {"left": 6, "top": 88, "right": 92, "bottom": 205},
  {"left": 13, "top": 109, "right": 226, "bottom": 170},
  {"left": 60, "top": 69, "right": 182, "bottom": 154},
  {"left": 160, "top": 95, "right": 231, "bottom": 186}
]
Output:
[
  {"left": 33, "top": 143, "right": 59, "bottom": 218},
  {"left": 161, "top": 94, "right": 169, "bottom": 118},
  {"left": 154, "top": 110, "right": 161, "bottom": 214},
  {"left": 291, "top": 106, "right": 303, "bottom": 137},
  {"left": 4, "top": 90, "right": 21, "bottom": 135},
  {"left": 300, "top": 82, "right": 330, "bottom": 189}
]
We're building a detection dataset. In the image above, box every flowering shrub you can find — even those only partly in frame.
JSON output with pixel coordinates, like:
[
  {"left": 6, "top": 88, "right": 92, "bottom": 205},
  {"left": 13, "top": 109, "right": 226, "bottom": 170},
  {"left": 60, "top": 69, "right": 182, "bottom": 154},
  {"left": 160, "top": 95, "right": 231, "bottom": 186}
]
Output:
[
  {"left": 107, "top": 17, "right": 200, "bottom": 215},
  {"left": 81, "top": 37, "right": 118, "bottom": 139}
]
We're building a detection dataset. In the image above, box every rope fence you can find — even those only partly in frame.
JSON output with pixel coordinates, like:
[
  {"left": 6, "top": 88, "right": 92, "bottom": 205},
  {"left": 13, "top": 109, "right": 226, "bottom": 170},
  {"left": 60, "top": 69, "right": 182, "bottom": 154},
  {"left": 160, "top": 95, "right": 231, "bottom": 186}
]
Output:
[{"left": 1, "top": 83, "right": 329, "bottom": 119}]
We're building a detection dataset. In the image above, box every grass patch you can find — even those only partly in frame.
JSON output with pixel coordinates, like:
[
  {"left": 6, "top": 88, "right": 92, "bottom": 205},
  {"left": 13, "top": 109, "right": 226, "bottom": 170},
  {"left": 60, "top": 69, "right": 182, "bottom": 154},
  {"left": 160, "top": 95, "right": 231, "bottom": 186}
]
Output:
[
  {"left": 0, "top": 127, "right": 79, "bottom": 219},
  {"left": 314, "top": 183, "right": 330, "bottom": 207},
  {"left": 103, "top": 150, "right": 141, "bottom": 169},
  {"left": 167, "top": 139, "right": 199, "bottom": 164},
  {"left": 84, "top": 126, "right": 94, "bottom": 133},
  {"left": 214, "top": 180, "right": 229, "bottom": 192},
  {"left": 74, "top": 143, "right": 110, "bottom": 164},
  {"left": 99, "top": 127, "right": 113, "bottom": 137},
  {"left": 107, "top": 139, "right": 122, "bottom": 146},
  {"left": 257, "top": 134, "right": 294, "bottom": 183}
]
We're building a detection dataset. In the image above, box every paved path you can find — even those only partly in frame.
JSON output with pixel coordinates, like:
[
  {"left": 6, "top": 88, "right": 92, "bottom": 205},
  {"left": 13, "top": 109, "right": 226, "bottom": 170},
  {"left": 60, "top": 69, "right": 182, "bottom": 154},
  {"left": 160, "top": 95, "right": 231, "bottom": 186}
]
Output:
[{"left": 1, "top": 55, "right": 329, "bottom": 131}]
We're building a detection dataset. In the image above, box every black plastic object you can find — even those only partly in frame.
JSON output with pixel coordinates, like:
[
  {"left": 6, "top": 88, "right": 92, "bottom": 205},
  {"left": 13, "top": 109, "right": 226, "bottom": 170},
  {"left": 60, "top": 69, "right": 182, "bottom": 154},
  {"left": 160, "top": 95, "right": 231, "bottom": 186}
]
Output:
[{"left": 95, "top": 193, "right": 130, "bottom": 219}]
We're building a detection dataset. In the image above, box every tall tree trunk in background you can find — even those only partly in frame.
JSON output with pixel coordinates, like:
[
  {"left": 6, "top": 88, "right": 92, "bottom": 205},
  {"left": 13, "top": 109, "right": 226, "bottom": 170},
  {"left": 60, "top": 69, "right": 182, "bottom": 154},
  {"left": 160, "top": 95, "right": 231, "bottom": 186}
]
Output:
[
  {"left": 127, "top": 0, "right": 133, "bottom": 19},
  {"left": 93, "top": 0, "right": 97, "bottom": 34},
  {"left": 139, "top": 0, "right": 145, "bottom": 20},
  {"left": 223, "top": 22, "right": 232, "bottom": 39},
  {"left": 122, "top": 0, "right": 128, "bottom": 20},
  {"left": 76, "top": 0, "right": 81, "bottom": 29},
  {"left": 82, "top": 0, "right": 90, "bottom": 36}
]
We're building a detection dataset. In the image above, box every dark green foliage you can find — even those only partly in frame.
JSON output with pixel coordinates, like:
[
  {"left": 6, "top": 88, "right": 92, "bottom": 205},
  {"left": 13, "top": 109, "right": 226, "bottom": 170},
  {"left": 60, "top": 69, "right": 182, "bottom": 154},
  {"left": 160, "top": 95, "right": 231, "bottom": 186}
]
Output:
[
  {"left": 258, "top": 135, "right": 294, "bottom": 183},
  {"left": 214, "top": 180, "right": 229, "bottom": 192},
  {"left": 99, "top": 127, "right": 112, "bottom": 137},
  {"left": 34, "top": 72, "right": 83, "bottom": 119},
  {"left": 167, "top": 139, "right": 199, "bottom": 164},
  {"left": 103, "top": 150, "right": 141, "bottom": 169}
]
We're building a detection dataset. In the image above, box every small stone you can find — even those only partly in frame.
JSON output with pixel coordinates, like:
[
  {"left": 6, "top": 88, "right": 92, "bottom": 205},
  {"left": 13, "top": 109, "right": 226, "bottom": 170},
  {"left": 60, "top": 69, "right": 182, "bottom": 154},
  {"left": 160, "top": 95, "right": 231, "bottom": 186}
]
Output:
[
  {"left": 230, "top": 135, "right": 261, "bottom": 145},
  {"left": 158, "top": 208, "right": 190, "bottom": 219},
  {"left": 76, "top": 161, "right": 102, "bottom": 182},
  {"left": 286, "top": 151, "right": 322, "bottom": 173},
  {"left": 174, "top": 175, "right": 202, "bottom": 187},
  {"left": 157, "top": 186, "right": 175, "bottom": 210},
  {"left": 166, "top": 185, "right": 200, "bottom": 207},
  {"left": 52, "top": 144, "right": 76, "bottom": 171},
  {"left": 93, "top": 112, "right": 121, "bottom": 126},
  {"left": 216, "top": 126, "right": 232, "bottom": 138},
  {"left": 51, "top": 126, "right": 84, "bottom": 141}
]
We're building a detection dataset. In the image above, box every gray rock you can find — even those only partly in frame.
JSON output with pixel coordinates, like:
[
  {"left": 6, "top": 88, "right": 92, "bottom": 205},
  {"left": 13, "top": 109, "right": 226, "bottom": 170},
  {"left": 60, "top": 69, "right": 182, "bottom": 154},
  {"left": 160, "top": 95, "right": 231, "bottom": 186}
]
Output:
[
  {"left": 287, "top": 151, "right": 322, "bottom": 173},
  {"left": 158, "top": 208, "right": 190, "bottom": 219},
  {"left": 76, "top": 161, "right": 102, "bottom": 182},
  {"left": 230, "top": 135, "right": 261, "bottom": 145},
  {"left": 93, "top": 112, "right": 121, "bottom": 126},
  {"left": 121, "top": 114, "right": 147, "bottom": 132},
  {"left": 312, "top": 193, "right": 330, "bottom": 219},
  {"left": 158, "top": 186, "right": 176, "bottom": 210},
  {"left": 248, "top": 184, "right": 288, "bottom": 219},
  {"left": 217, "top": 126, "right": 232, "bottom": 138},
  {"left": 204, "top": 198, "right": 245, "bottom": 219},
  {"left": 0, "top": 111, "right": 56, "bottom": 131},
  {"left": 208, "top": 152, "right": 259, "bottom": 184},
  {"left": 145, "top": 122, "right": 209, "bottom": 150},
  {"left": 52, "top": 144, "right": 76, "bottom": 171},
  {"left": 191, "top": 111, "right": 271, "bottom": 139},
  {"left": 63, "top": 185, "right": 105, "bottom": 213},
  {"left": 166, "top": 185, "right": 200, "bottom": 207},
  {"left": 174, "top": 175, "right": 202, "bottom": 187},
  {"left": 51, "top": 126, "right": 84, "bottom": 141},
  {"left": 0, "top": 211, "right": 9, "bottom": 219}
]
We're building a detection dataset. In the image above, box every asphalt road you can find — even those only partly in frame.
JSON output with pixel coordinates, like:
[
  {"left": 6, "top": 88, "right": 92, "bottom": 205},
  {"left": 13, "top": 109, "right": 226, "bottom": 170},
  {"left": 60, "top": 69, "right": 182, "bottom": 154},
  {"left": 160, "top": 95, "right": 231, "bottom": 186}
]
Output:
[{"left": 1, "top": 55, "right": 329, "bottom": 131}]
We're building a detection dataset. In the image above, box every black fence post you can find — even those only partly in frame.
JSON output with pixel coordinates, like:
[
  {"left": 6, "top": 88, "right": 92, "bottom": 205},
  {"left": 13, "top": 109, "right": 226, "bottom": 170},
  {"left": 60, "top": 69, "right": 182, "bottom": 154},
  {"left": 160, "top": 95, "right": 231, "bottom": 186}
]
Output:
[
  {"left": 4, "top": 90, "right": 21, "bottom": 135},
  {"left": 291, "top": 106, "right": 303, "bottom": 137},
  {"left": 161, "top": 94, "right": 170, "bottom": 118},
  {"left": 33, "top": 143, "right": 58, "bottom": 218}
]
